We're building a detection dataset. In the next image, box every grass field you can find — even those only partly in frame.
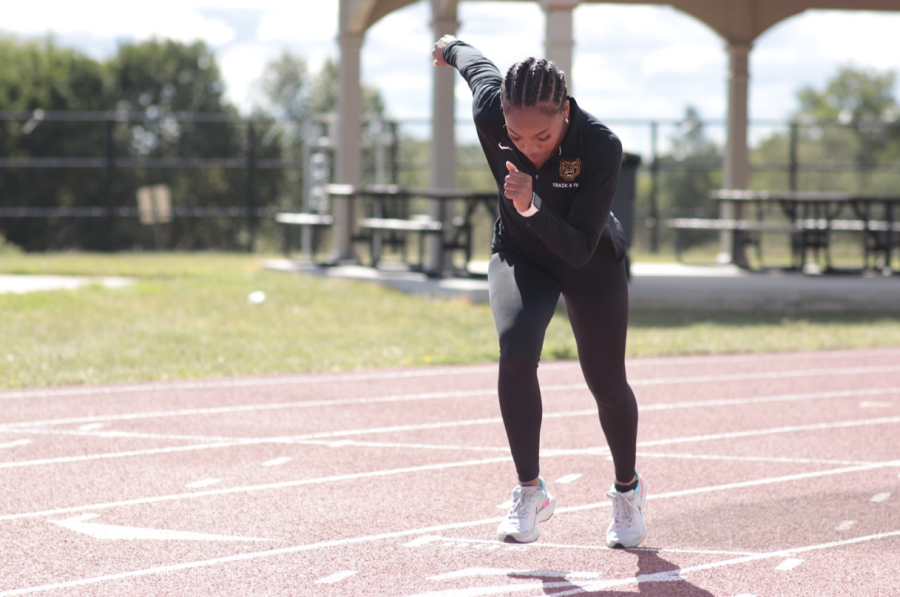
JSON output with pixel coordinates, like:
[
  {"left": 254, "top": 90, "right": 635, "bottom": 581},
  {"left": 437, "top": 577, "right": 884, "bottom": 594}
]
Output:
[{"left": 2, "top": 251, "right": 900, "bottom": 389}]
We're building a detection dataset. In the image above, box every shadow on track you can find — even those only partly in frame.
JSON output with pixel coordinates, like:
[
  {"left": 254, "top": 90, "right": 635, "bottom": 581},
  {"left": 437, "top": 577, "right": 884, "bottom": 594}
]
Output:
[{"left": 517, "top": 549, "right": 715, "bottom": 596}]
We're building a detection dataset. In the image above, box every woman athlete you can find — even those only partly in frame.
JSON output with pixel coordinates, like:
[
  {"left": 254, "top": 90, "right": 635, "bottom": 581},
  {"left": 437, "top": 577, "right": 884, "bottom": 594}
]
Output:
[{"left": 432, "top": 35, "right": 646, "bottom": 548}]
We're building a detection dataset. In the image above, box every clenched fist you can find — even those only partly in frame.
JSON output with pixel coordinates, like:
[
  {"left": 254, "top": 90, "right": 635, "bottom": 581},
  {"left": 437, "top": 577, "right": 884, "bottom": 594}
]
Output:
[{"left": 504, "top": 161, "right": 534, "bottom": 212}]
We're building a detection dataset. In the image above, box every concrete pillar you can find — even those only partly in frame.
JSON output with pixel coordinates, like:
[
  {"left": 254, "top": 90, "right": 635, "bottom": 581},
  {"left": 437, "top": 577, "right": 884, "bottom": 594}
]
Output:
[
  {"left": 332, "top": 32, "right": 364, "bottom": 262},
  {"left": 720, "top": 42, "right": 751, "bottom": 264},
  {"left": 427, "top": 15, "right": 460, "bottom": 275},
  {"left": 541, "top": 0, "right": 578, "bottom": 91}
]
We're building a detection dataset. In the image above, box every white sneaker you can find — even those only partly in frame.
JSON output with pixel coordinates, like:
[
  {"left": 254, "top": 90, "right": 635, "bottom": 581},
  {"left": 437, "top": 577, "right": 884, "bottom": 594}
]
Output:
[
  {"left": 496, "top": 478, "right": 555, "bottom": 543},
  {"left": 605, "top": 471, "right": 647, "bottom": 548}
]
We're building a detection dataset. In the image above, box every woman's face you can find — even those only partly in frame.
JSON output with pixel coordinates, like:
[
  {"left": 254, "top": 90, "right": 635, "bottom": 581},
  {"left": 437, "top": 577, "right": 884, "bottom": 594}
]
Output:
[{"left": 504, "top": 101, "right": 570, "bottom": 169}]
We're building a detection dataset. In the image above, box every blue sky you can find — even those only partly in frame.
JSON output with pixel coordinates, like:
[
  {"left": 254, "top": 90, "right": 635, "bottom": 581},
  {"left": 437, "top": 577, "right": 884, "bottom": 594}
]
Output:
[{"left": 2, "top": 1, "right": 900, "bottom": 153}]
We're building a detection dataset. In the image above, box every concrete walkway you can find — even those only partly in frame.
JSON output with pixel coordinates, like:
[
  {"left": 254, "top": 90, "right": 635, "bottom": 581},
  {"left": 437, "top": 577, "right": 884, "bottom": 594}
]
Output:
[
  {"left": 0, "top": 275, "right": 132, "bottom": 294},
  {"left": 264, "top": 259, "right": 900, "bottom": 312}
]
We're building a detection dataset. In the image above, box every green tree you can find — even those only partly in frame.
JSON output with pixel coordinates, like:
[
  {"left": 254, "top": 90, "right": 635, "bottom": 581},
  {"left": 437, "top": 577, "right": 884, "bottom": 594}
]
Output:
[
  {"left": 656, "top": 106, "right": 723, "bottom": 249},
  {"left": 0, "top": 36, "right": 279, "bottom": 252},
  {"left": 307, "top": 58, "right": 385, "bottom": 118},
  {"left": 107, "top": 39, "right": 280, "bottom": 251},
  {"left": 751, "top": 66, "right": 900, "bottom": 195},
  {"left": 0, "top": 36, "right": 111, "bottom": 250}
]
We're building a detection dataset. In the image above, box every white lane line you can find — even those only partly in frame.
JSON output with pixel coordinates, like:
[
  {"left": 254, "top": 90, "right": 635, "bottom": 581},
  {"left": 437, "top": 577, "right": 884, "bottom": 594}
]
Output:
[
  {"left": 0, "top": 439, "right": 31, "bottom": 449},
  {"left": 5, "top": 349, "right": 898, "bottom": 402},
  {"left": 2, "top": 411, "right": 898, "bottom": 476},
  {"left": 634, "top": 451, "right": 874, "bottom": 467},
  {"left": 554, "top": 474, "right": 582, "bottom": 484},
  {"left": 0, "top": 365, "right": 504, "bottom": 401},
  {"left": 6, "top": 383, "right": 898, "bottom": 436},
  {"left": 836, "top": 520, "right": 856, "bottom": 531},
  {"left": 0, "top": 387, "right": 503, "bottom": 428},
  {"left": 775, "top": 558, "right": 803, "bottom": 571},
  {"left": 77, "top": 424, "right": 105, "bottom": 431},
  {"left": 509, "top": 532, "right": 900, "bottom": 597},
  {"left": 636, "top": 415, "right": 900, "bottom": 449},
  {"left": 3, "top": 523, "right": 898, "bottom": 597},
  {"left": 0, "top": 440, "right": 278, "bottom": 471},
  {"left": 548, "top": 462, "right": 900, "bottom": 519},
  {"left": 871, "top": 492, "right": 891, "bottom": 503},
  {"left": 49, "top": 513, "right": 269, "bottom": 542},
  {"left": 408, "top": 535, "right": 762, "bottom": 557},
  {"left": 2, "top": 450, "right": 898, "bottom": 528},
  {"left": 630, "top": 365, "right": 900, "bottom": 388},
  {"left": 314, "top": 570, "right": 357, "bottom": 584},
  {"left": 0, "top": 456, "right": 514, "bottom": 522},
  {"left": 261, "top": 457, "right": 292, "bottom": 467},
  {"left": 859, "top": 401, "right": 893, "bottom": 408},
  {"left": 430, "top": 568, "right": 602, "bottom": 580},
  {"left": 185, "top": 478, "right": 220, "bottom": 489}
]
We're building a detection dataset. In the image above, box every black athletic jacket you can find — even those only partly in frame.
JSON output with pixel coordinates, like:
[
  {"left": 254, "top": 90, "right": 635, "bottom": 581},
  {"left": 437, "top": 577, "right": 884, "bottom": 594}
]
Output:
[{"left": 444, "top": 40, "right": 627, "bottom": 272}]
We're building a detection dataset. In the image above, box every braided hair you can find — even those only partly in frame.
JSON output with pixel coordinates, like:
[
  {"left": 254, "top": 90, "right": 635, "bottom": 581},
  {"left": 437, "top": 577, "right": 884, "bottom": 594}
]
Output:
[{"left": 500, "top": 57, "right": 568, "bottom": 116}]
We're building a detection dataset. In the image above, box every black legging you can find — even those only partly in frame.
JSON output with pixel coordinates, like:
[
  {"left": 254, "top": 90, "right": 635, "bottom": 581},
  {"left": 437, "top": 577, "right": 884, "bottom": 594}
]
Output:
[{"left": 488, "top": 239, "right": 638, "bottom": 484}]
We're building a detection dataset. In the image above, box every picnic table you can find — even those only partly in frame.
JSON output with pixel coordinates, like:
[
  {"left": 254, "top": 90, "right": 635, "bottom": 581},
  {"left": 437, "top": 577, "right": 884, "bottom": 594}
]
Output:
[
  {"left": 669, "top": 190, "right": 900, "bottom": 273},
  {"left": 276, "top": 185, "right": 496, "bottom": 276}
]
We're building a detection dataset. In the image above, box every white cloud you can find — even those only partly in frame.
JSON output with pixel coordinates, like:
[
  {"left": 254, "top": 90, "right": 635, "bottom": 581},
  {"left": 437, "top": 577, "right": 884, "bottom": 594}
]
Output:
[
  {"left": 258, "top": 1, "right": 338, "bottom": 44},
  {"left": 3, "top": 0, "right": 900, "bottom": 130},
  {"left": 219, "top": 42, "right": 280, "bottom": 110},
  {"left": 0, "top": 2, "right": 237, "bottom": 46}
]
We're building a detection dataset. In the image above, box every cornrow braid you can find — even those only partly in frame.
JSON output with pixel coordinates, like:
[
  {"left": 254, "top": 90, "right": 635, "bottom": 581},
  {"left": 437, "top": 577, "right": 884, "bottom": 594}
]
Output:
[{"left": 500, "top": 57, "right": 568, "bottom": 116}]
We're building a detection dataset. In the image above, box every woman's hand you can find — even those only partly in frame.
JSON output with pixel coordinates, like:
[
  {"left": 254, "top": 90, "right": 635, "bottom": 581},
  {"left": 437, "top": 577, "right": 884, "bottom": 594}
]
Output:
[
  {"left": 504, "top": 161, "right": 534, "bottom": 212},
  {"left": 432, "top": 35, "right": 457, "bottom": 66}
]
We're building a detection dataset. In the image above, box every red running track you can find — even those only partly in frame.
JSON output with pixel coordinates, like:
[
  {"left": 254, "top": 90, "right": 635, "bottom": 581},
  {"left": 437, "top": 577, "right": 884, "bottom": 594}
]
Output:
[{"left": 1, "top": 348, "right": 899, "bottom": 596}]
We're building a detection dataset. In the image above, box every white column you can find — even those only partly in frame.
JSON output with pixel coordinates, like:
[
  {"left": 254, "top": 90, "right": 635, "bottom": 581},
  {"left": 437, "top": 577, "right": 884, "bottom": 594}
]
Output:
[
  {"left": 427, "top": 16, "right": 460, "bottom": 275},
  {"left": 720, "top": 42, "right": 751, "bottom": 264},
  {"left": 332, "top": 32, "right": 364, "bottom": 262},
  {"left": 541, "top": 0, "right": 578, "bottom": 91}
]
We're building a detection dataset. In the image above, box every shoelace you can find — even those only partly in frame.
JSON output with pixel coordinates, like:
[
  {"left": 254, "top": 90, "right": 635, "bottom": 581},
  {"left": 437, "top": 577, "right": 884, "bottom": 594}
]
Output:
[
  {"left": 508, "top": 488, "right": 539, "bottom": 521},
  {"left": 607, "top": 490, "right": 635, "bottom": 528}
]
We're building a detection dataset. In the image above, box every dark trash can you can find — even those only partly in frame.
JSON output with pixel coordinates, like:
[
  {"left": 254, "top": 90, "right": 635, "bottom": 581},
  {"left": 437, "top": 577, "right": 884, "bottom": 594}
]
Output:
[{"left": 611, "top": 152, "right": 641, "bottom": 279}]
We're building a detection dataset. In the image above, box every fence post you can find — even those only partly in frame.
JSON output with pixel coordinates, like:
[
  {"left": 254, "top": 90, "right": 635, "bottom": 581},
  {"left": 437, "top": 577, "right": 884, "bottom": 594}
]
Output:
[
  {"left": 789, "top": 119, "right": 798, "bottom": 192},
  {"left": 104, "top": 115, "right": 116, "bottom": 252},
  {"left": 648, "top": 121, "right": 660, "bottom": 253},
  {"left": 246, "top": 120, "right": 257, "bottom": 253},
  {"left": 390, "top": 121, "right": 399, "bottom": 185}
]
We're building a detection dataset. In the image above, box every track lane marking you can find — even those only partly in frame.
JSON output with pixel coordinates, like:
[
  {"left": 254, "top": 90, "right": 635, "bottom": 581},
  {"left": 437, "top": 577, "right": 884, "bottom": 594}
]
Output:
[
  {"left": 6, "top": 349, "right": 900, "bottom": 402},
  {"left": 0, "top": 366, "right": 503, "bottom": 401},
  {"left": 314, "top": 570, "right": 357, "bottom": 584},
  {"left": 0, "top": 456, "right": 515, "bottom": 522},
  {"left": 775, "top": 558, "right": 803, "bottom": 571},
  {"left": 1, "top": 450, "right": 898, "bottom": 525},
  {"left": 634, "top": 451, "right": 873, "bottom": 466},
  {"left": 2, "top": 411, "right": 897, "bottom": 472},
  {"left": 554, "top": 474, "right": 582, "bottom": 484},
  {"left": 407, "top": 535, "right": 762, "bottom": 556},
  {"left": 2, "top": 512, "right": 898, "bottom": 596},
  {"left": 5, "top": 383, "right": 898, "bottom": 434},
  {"left": 261, "top": 457, "right": 292, "bottom": 467},
  {"left": 0, "top": 439, "right": 31, "bottom": 449},
  {"left": 507, "top": 531, "right": 900, "bottom": 597}
]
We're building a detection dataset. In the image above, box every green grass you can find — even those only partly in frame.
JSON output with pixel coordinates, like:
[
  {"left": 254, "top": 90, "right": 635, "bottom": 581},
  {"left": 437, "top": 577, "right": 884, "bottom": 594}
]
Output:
[{"left": 2, "top": 252, "right": 900, "bottom": 389}]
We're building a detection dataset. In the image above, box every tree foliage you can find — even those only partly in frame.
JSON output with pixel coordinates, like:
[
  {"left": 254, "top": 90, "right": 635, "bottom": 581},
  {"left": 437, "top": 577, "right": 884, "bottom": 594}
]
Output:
[
  {"left": 0, "top": 36, "right": 282, "bottom": 251},
  {"left": 751, "top": 65, "right": 900, "bottom": 194}
]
